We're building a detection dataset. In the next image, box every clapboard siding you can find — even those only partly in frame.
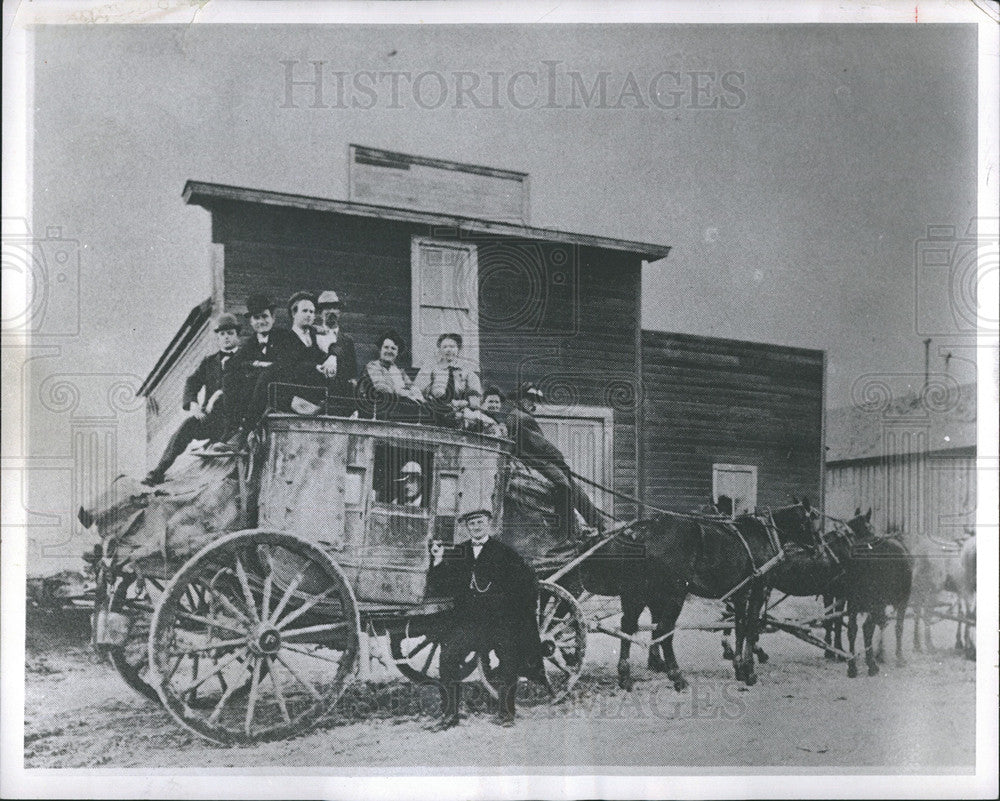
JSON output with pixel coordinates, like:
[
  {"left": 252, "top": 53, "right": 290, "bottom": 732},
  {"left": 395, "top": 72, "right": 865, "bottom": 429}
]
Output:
[{"left": 641, "top": 330, "right": 824, "bottom": 514}]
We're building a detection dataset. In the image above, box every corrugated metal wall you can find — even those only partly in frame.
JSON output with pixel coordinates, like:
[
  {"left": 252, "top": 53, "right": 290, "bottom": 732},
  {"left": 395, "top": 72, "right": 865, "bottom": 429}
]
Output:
[{"left": 825, "top": 448, "right": 976, "bottom": 541}]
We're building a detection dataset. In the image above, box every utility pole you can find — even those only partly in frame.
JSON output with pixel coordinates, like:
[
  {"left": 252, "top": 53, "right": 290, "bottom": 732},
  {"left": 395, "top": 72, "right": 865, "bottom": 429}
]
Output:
[{"left": 923, "top": 338, "right": 932, "bottom": 397}]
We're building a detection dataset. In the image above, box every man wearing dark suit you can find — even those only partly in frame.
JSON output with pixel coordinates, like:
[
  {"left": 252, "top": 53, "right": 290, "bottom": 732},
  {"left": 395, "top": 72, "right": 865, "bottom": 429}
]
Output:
[
  {"left": 226, "top": 293, "right": 279, "bottom": 432},
  {"left": 506, "top": 382, "right": 604, "bottom": 537},
  {"left": 427, "top": 509, "right": 545, "bottom": 729},
  {"left": 142, "top": 313, "right": 241, "bottom": 485},
  {"left": 314, "top": 289, "right": 359, "bottom": 416}
]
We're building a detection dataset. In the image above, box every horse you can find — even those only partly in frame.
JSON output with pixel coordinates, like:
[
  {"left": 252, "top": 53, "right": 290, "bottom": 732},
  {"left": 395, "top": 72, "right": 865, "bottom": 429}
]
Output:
[
  {"left": 908, "top": 530, "right": 971, "bottom": 654},
  {"left": 957, "top": 533, "right": 976, "bottom": 659},
  {"left": 579, "top": 511, "right": 778, "bottom": 692},
  {"left": 820, "top": 509, "right": 914, "bottom": 676},
  {"left": 719, "top": 499, "right": 823, "bottom": 664}
]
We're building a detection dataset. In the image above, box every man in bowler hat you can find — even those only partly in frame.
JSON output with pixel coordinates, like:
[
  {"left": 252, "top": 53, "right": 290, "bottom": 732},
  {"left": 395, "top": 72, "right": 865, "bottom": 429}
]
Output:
[
  {"left": 143, "top": 313, "right": 241, "bottom": 485},
  {"left": 225, "top": 293, "right": 279, "bottom": 433},
  {"left": 427, "top": 509, "right": 546, "bottom": 729}
]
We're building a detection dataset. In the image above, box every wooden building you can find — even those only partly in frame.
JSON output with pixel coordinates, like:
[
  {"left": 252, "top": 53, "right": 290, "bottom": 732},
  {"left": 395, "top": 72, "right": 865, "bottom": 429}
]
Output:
[
  {"left": 138, "top": 178, "right": 672, "bottom": 520},
  {"left": 824, "top": 382, "right": 976, "bottom": 541},
  {"left": 640, "top": 330, "right": 826, "bottom": 515}
]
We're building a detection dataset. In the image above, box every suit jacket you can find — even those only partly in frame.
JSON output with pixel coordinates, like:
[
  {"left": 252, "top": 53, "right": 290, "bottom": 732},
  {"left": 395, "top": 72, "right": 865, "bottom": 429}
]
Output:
[
  {"left": 183, "top": 350, "right": 235, "bottom": 410},
  {"left": 316, "top": 328, "right": 358, "bottom": 385},
  {"left": 269, "top": 326, "right": 327, "bottom": 372},
  {"left": 428, "top": 537, "right": 543, "bottom": 678}
]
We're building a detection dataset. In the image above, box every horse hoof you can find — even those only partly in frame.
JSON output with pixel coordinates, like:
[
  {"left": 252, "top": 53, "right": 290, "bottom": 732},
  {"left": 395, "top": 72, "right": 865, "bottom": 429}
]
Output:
[
  {"left": 847, "top": 663, "right": 858, "bottom": 678},
  {"left": 896, "top": 657, "right": 907, "bottom": 668},
  {"left": 744, "top": 672, "right": 758, "bottom": 687},
  {"left": 722, "top": 645, "right": 735, "bottom": 661},
  {"left": 617, "top": 663, "right": 633, "bottom": 692},
  {"left": 668, "top": 671, "right": 688, "bottom": 692},
  {"left": 867, "top": 663, "right": 879, "bottom": 677},
  {"left": 756, "top": 649, "right": 769, "bottom": 664}
]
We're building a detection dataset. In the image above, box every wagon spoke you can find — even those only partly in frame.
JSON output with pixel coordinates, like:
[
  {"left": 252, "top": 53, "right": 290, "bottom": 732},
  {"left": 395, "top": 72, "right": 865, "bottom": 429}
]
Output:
[
  {"left": 174, "top": 610, "right": 249, "bottom": 637},
  {"left": 234, "top": 555, "right": 262, "bottom": 624},
  {"left": 177, "top": 650, "right": 245, "bottom": 696},
  {"left": 266, "top": 656, "right": 291, "bottom": 724},
  {"left": 274, "top": 653, "right": 323, "bottom": 701},
  {"left": 207, "top": 657, "right": 255, "bottom": 725},
  {"left": 204, "top": 583, "right": 256, "bottom": 627},
  {"left": 269, "top": 570, "right": 306, "bottom": 625},
  {"left": 404, "top": 636, "right": 434, "bottom": 660},
  {"left": 259, "top": 554, "right": 275, "bottom": 622},
  {"left": 274, "top": 586, "right": 339, "bottom": 631},
  {"left": 280, "top": 621, "right": 351, "bottom": 641},
  {"left": 420, "top": 642, "right": 440, "bottom": 676},
  {"left": 540, "top": 598, "right": 559, "bottom": 634},
  {"left": 281, "top": 643, "right": 352, "bottom": 665},
  {"left": 166, "top": 637, "right": 250, "bottom": 657},
  {"left": 243, "top": 656, "right": 264, "bottom": 735},
  {"left": 549, "top": 649, "right": 572, "bottom": 676}
]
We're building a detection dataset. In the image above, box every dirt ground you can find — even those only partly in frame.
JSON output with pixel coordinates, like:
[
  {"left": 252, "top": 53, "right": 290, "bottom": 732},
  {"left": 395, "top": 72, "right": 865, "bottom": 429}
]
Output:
[{"left": 22, "top": 596, "right": 976, "bottom": 770}]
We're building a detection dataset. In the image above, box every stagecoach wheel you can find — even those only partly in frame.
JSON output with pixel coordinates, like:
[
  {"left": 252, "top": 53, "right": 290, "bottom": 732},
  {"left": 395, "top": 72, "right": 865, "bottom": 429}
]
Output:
[
  {"left": 149, "top": 529, "right": 360, "bottom": 745},
  {"left": 106, "top": 575, "right": 166, "bottom": 703},
  {"left": 388, "top": 620, "right": 480, "bottom": 684},
  {"left": 536, "top": 581, "right": 586, "bottom": 701}
]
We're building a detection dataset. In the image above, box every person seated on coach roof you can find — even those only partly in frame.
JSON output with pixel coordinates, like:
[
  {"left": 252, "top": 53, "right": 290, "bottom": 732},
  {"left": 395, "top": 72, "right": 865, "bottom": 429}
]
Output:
[
  {"left": 413, "top": 332, "right": 482, "bottom": 428},
  {"left": 507, "top": 381, "right": 605, "bottom": 537},
  {"left": 243, "top": 291, "right": 330, "bottom": 421},
  {"left": 225, "top": 293, "right": 279, "bottom": 434},
  {"left": 314, "top": 289, "right": 359, "bottom": 417},
  {"left": 356, "top": 329, "right": 427, "bottom": 422},
  {"left": 426, "top": 508, "right": 547, "bottom": 730},
  {"left": 142, "top": 313, "right": 241, "bottom": 485},
  {"left": 464, "top": 384, "right": 509, "bottom": 438}
]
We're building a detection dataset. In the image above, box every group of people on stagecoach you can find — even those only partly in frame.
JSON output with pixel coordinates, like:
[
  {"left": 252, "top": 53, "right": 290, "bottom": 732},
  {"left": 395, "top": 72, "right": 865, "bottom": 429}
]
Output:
[{"left": 141, "top": 288, "right": 604, "bottom": 540}]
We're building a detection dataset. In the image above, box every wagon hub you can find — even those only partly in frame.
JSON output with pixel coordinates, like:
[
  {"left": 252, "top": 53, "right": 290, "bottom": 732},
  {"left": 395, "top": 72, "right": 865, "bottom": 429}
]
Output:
[
  {"left": 540, "top": 639, "right": 557, "bottom": 658},
  {"left": 251, "top": 624, "right": 282, "bottom": 655}
]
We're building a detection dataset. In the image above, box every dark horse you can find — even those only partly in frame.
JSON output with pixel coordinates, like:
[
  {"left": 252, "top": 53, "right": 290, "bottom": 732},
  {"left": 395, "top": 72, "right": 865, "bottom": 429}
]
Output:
[
  {"left": 764, "top": 503, "right": 913, "bottom": 677},
  {"left": 578, "top": 511, "right": 779, "bottom": 691}
]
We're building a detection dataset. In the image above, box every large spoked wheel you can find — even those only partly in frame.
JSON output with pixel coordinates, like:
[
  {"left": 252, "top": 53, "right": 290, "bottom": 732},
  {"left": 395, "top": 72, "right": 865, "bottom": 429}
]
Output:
[
  {"left": 106, "top": 575, "right": 166, "bottom": 703},
  {"left": 537, "top": 581, "right": 586, "bottom": 701},
  {"left": 149, "top": 529, "right": 360, "bottom": 745},
  {"left": 388, "top": 618, "right": 482, "bottom": 684}
]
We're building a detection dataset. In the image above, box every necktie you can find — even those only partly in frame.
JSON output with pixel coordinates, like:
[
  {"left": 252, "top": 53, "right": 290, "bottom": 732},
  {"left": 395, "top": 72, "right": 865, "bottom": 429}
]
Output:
[{"left": 444, "top": 366, "right": 457, "bottom": 402}]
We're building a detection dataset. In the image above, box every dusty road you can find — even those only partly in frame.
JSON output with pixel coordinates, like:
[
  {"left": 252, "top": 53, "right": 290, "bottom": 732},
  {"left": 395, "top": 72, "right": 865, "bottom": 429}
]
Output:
[{"left": 23, "top": 596, "right": 975, "bottom": 770}]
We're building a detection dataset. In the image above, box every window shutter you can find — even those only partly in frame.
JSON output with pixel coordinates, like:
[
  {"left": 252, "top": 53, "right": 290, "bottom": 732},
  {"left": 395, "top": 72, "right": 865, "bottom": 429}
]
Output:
[{"left": 411, "top": 238, "right": 479, "bottom": 369}]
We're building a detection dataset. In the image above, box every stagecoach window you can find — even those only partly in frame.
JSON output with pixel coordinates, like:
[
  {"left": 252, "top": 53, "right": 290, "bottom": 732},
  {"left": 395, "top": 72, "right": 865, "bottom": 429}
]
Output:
[
  {"left": 372, "top": 441, "right": 433, "bottom": 509},
  {"left": 345, "top": 467, "right": 365, "bottom": 506}
]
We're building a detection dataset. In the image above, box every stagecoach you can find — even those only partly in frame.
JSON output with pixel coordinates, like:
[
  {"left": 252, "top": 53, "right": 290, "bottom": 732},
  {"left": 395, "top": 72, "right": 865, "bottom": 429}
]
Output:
[{"left": 88, "top": 411, "right": 593, "bottom": 745}]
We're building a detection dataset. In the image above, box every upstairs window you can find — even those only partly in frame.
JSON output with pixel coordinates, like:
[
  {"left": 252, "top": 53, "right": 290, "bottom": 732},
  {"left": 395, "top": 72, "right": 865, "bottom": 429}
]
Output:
[{"left": 411, "top": 237, "right": 479, "bottom": 370}]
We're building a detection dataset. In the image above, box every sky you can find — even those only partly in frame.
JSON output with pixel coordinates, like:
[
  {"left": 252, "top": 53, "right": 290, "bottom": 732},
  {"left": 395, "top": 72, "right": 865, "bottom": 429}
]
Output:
[{"left": 16, "top": 21, "right": 981, "bottom": 567}]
